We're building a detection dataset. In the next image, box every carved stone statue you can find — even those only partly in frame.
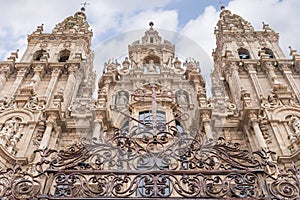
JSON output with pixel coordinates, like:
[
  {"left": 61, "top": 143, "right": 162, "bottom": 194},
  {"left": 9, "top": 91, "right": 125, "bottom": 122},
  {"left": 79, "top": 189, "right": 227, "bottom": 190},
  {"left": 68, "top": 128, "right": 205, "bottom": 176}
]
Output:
[
  {"left": 288, "top": 116, "right": 300, "bottom": 142},
  {"left": 268, "top": 94, "right": 279, "bottom": 107},
  {"left": 0, "top": 117, "right": 20, "bottom": 144},
  {"left": 9, "top": 133, "right": 19, "bottom": 147},
  {"left": 176, "top": 90, "right": 188, "bottom": 105},
  {"left": 292, "top": 116, "right": 300, "bottom": 133},
  {"left": 117, "top": 91, "right": 128, "bottom": 105},
  {"left": 0, "top": 123, "right": 11, "bottom": 141},
  {"left": 147, "top": 59, "right": 156, "bottom": 73},
  {"left": 22, "top": 74, "right": 40, "bottom": 93}
]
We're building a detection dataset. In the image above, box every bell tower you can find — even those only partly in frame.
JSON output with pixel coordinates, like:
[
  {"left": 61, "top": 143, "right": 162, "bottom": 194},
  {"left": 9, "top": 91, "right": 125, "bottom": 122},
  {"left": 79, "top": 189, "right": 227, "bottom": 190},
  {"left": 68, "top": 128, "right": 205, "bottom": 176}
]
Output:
[
  {"left": 213, "top": 8, "right": 300, "bottom": 166},
  {"left": 0, "top": 7, "right": 95, "bottom": 166},
  {"left": 213, "top": 9, "right": 287, "bottom": 110}
]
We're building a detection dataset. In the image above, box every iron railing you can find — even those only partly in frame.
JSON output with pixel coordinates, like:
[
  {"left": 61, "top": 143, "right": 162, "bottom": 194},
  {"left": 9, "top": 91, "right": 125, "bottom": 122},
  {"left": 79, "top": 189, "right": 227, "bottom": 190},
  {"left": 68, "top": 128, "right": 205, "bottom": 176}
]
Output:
[{"left": 0, "top": 125, "right": 299, "bottom": 199}]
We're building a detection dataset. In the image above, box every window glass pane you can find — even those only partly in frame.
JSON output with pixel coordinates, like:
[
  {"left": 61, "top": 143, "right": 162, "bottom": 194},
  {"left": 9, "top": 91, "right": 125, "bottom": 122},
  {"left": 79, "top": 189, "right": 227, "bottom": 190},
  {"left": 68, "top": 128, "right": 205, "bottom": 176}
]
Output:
[{"left": 138, "top": 111, "right": 166, "bottom": 130}]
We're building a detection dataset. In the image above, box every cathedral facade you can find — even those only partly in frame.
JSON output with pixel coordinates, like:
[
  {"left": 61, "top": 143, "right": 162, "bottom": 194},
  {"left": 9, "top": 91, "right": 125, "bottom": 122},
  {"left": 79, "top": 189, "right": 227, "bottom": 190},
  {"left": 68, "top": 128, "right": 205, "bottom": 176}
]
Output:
[{"left": 0, "top": 7, "right": 299, "bottom": 199}]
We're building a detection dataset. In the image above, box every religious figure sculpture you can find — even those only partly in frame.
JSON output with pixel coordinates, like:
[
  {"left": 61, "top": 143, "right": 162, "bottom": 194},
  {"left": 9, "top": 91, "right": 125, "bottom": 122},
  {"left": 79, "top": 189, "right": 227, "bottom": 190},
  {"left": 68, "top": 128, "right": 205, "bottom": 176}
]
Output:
[
  {"left": 288, "top": 116, "right": 300, "bottom": 142},
  {"left": 176, "top": 90, "right": 188, "bottom": 105},
  {"left": 291, "top": 116, "right": 300, "bottom": 134},
  {"left": 21, "top": 74, "right": 40, "bottom": 94},
  {"left": 117, "top": 91, "right": 128, "bottom": 105},
  {"left": 147, "top": 59, "right": 156, "bottom": 73},
  {"left": 0, "top": 123, "right": 11, "bottom": 142},
  {"left": 0, "top": 117, "right": 20, "bottom": 145}
]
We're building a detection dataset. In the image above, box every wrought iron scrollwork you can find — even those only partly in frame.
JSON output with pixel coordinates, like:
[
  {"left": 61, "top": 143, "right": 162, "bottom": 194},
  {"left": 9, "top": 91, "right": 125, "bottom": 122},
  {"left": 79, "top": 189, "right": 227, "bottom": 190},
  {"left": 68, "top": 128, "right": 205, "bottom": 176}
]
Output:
[
  {"left": 0, "top": 126, "right": 299, "bottom": 199},
  {"left": 0, "top": 165, "right": 42, "bottom": 199}
]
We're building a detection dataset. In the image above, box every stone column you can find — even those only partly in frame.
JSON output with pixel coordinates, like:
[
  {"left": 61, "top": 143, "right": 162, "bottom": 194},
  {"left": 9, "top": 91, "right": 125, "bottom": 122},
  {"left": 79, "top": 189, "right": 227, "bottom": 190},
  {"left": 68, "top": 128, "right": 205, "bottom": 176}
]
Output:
[
  {"left": 71, "top": 70, "right": 83, "bottom": 104},
  {"left": 8, "top": 67, "right": 27, "bottom": 97},
  {"left": 39, "top": 115, "right": 56, "bottom": 149},
  {"left": 48, "top": 127, "right": 61, "bottom": 149},
  {"left": 229, "top": 63, "right": 242, "bottom": 105},
  {"left": 62, "top": 65, "right": 77, "bottom": 111},
  {"left": 204, "top": 121, "right": 213, "bottom": 140},
  {"left": 92, "top": 120, "right": 102, "bottom": 142},
  {"left": 247, "top": 64, "right": 263, "bottom": 99},
  {"left": 44, "top": 67, "right": 61, "bottom": 107},
  {"left": 282, "top": 66, "right": 300, "bottom": 102},
  {"left": 252, "top": 120, "right": 268, "bottom": 149},
  {"left": 17, "top": 123, "right": 35, "bottom": 157},
  {"left": 0, "top": 73, "right": 6, "bottom": 91},
  {"left": 273, "top": 121, "right": 290, "bottom": 155}
]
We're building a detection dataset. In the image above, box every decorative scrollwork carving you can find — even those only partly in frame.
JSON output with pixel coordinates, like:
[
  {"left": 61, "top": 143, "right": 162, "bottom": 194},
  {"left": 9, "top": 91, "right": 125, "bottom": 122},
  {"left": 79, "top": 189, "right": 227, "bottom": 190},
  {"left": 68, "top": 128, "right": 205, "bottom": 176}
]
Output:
[
  {"left": 68, "top": 98, "right": 96, "bottom": 114},
  {"left": 261, "top": 94, "right": 282, "bottom": 109},
  {"left": 24, "top": 95, "right": 45, "bottom": 111},
  {"left": 0, "top": 96, "right": 17, "bottom": 112}
]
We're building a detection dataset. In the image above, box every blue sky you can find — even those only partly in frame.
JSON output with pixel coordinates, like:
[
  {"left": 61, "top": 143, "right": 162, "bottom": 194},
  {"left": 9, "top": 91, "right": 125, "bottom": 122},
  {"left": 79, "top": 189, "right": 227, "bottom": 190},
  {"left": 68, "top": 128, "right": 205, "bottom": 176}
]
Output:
[
  {"left": 0, "top": 0, "right": 299, "bottom": 74},
  {"left": 164, "top": 0, "right": 230, "bottom": 26}
]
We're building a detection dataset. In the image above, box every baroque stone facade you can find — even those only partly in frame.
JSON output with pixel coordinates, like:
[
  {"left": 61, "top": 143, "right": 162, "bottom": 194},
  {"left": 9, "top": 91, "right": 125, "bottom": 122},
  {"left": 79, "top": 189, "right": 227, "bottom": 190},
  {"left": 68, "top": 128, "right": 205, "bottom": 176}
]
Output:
[{"left": 0, "top": 7, "right": 299, "bottom": 199}]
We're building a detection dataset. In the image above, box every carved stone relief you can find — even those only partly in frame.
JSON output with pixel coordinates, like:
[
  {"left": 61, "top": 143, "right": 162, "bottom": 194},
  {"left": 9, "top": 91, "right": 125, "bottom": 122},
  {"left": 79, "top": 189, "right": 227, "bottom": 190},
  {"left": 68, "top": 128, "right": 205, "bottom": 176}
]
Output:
[
  {"left": 0, "top": 117, "right": 22, "bottom": 154},
  {"left": 0, "top": 97, "right": 17, "bottom": 112},
  {"left": 261, "top": 94, "right": 282, "bottom": 109},
  {"left": 288, "top": 115, "right": 300, "bottom": 142},
  {"left": 116, "top": 91, "right": 129, "bottom": 106},
  {"left": 176, "top": 90, "right": 189, "bottom": 105},
  {"left": 24, "top": 95, "right": 45, "bottom": 111}
]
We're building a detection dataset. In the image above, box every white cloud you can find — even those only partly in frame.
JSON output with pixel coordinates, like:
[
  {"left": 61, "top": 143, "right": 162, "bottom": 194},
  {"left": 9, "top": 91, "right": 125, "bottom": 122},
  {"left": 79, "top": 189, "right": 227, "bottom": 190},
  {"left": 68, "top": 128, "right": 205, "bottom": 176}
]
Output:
[
  {"left": 118, "top": 9, "right": 178, "bottom": 32},
  {"left": 93, "top": 29, "right": 144, "bottom": 74},
  {"left": 89, "top": 0, "right": 173, "bottom": 14},
  {"left": 181, "top": 6, "right": 219, "bottom": 57},
  {"left": 0, "top": 0, "right": 176, "bottom": 60}
]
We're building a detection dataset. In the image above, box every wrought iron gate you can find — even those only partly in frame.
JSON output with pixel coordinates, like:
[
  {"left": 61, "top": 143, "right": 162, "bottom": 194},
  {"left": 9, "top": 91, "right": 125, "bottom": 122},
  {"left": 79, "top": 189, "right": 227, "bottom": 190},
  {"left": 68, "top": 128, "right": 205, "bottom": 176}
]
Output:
[{"left": 0, "top": 125, "right": 299, "bottom": 199}]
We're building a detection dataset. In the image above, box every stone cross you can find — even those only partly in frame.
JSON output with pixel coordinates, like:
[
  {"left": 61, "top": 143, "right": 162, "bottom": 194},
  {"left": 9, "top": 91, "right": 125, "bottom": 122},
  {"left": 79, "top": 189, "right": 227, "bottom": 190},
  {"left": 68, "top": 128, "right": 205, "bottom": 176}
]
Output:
[{"left": 132, "top": 83, "right": 174, "bottom": 133}]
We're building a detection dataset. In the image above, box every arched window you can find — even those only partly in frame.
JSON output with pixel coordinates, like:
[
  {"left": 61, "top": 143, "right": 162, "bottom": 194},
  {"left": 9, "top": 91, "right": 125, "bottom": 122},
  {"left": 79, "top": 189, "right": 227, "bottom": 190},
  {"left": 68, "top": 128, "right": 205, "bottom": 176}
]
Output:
[
  {"left": 143, "top": 55, "right": 160, "bottom": 65},
  {"left": 238, "top": 48, "right": 250, "bottom": 59},
  {"left": 262, "top": 47, "right": 275, "bottom": 58},
  {"left": 150, "top": 37, "right": 154, "bottom": 43},
  {"left": 58, "top": 49, "right": 71, "bottom": 62},
  {"left": 33, "top": 50, "right": 46, "bottom": 61},
  {"left": 139, "top": 110, "right": 166, "bottom": 130}
]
